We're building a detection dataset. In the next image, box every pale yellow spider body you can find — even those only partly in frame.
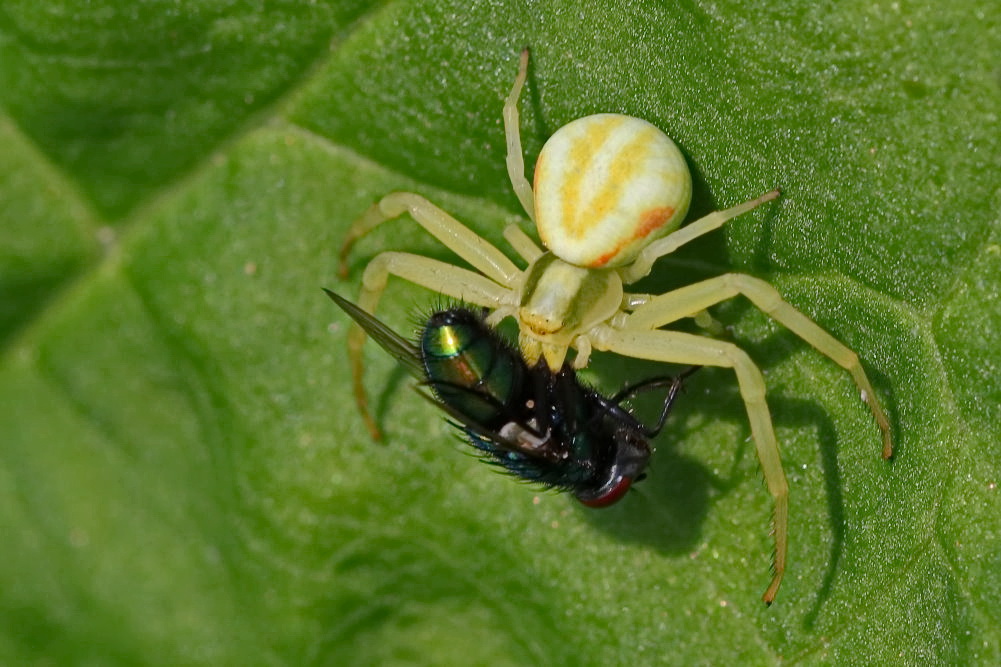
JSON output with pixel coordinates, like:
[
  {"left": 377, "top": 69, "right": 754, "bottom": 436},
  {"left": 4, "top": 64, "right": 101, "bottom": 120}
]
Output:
[
  {"left": 533, "top": 113, "right": 691, "bottom": 268},
  {"left": 339, "top": 50, "right": 892, "bottom": 604},
  {"left": 513, "top": 112, "right": 693, "bottom": 369}
]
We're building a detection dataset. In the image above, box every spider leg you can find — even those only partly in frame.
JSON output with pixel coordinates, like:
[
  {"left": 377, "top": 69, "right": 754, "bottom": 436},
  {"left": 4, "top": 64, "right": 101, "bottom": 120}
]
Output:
[
  {"left": 349, "top": 252, "right": 511, "bottom": 439},
  {"left": 593, "top": 326, "right": 788, "bottom": 604},
  {"left": 621, "top": 189, "right": 779, "bottom": 283},
  {"left": 623, "top": 293, "right": 722, "bottom": 332},
  {"left": 504, "top": 49, "right": 535, "bottom": 220},
  {"left": 340, "top": 192, "right": 520, "bottom": 283},
  {"left": 625, "top": 273, "right": 892, "bottom": 458},
  {"left": 503, "top": 223, "right": 543, "bottom": 263}
]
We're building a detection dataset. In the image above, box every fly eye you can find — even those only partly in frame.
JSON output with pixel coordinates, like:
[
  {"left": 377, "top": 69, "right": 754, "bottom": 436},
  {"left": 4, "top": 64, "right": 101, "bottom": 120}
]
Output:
[{"left": 577, "top": 476, "right": 632, "bottom": 508}]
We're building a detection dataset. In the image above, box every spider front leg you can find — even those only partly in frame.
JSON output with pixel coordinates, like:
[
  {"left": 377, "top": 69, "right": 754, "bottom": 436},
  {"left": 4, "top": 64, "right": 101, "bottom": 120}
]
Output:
[
  {"left": 625, "top": 273, "right": 892, "bottom": 458},
  {"left": 592, "top": 326, "right": 789, "bottom": 604},
  {"left": 338, "top": 191, "right": 526, "bottom": 438},
  {"left": 339, "top": 192, "right": 520, "bottom": 282}
]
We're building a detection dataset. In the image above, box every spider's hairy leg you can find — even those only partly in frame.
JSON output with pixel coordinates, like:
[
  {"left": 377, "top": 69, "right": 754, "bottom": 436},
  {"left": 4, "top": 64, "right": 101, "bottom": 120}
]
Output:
[
  {"left": 625, "top": 273, "right": 892, "bottom": 458},
  {"left": 339, "top": 192, "right": 520, "bottom": 283},
  {"left": 592, "top": 326, "right": 789, "bottom": 604}
]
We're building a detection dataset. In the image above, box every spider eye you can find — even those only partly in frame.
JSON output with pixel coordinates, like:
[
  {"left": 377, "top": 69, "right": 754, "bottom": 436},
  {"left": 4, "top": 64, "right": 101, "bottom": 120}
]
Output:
[{"left": 577, "top": 476, "right": 633, "bottom": 508}]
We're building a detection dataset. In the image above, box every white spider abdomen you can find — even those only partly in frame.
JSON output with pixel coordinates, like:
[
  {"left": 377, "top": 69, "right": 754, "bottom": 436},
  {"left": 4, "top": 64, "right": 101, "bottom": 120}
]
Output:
[{"left": 533, "top": 113, "right": 692, "bottom": 268}]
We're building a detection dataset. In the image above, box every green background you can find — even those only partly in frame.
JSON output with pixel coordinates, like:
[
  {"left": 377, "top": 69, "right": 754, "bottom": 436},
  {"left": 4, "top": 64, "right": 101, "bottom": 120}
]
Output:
[{"left": 1, "top": 1, "right": 998, "bottom": 664}]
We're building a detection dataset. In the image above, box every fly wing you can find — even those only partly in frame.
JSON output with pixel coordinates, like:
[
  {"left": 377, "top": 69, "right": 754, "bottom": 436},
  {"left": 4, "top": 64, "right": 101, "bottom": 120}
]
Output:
[
  {"left": 413, "top": 387, "right": 515, "bottom": 446},
  {"left": 323, "top": 289, "right": 424, "bottom": 379}
]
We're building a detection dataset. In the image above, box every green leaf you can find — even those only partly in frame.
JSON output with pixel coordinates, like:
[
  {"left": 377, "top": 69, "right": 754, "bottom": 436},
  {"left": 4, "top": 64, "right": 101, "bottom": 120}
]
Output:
[{"left": 2, "top": 1, "right": 998, "bottom": 664}]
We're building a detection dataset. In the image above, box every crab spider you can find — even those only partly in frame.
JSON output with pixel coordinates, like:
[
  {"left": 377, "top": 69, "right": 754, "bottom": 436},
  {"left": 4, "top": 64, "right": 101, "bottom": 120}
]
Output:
[{"left": 338, "top": 49, "right": 892, "bottom": 604}]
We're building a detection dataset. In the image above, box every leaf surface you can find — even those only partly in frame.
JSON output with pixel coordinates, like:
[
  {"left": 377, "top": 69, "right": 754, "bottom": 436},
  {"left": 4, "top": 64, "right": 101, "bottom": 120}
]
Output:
[{"left": 2, "top": 1, "right": 999, "bottom": 664}]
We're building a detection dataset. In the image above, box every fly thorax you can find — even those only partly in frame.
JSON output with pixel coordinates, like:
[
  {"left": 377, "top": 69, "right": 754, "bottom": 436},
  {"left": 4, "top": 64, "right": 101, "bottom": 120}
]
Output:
[
  {"left": 517, "top": 253, "right": 623, "bottom": 358},
  {"left": 421, "top": 309, "right": 522, "bottom": 426}
]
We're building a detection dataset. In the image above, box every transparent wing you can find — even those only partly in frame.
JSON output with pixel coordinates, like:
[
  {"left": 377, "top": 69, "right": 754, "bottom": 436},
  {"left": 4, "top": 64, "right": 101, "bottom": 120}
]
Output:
[{"left": 323, "top": 288, "right": 424, "bottom": 379}]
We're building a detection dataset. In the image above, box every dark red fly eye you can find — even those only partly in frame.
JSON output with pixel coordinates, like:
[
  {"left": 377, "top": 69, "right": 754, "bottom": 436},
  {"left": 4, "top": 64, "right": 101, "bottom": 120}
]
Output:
[{"left": 578, "top": 476, "right": 633, "bottom": 508}]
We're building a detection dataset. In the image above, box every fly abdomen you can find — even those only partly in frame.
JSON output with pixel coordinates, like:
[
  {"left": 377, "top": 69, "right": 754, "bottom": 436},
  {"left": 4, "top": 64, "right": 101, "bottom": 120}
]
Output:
[{"left": 421, "top": 309, "right": 524, "bottom": 425}]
